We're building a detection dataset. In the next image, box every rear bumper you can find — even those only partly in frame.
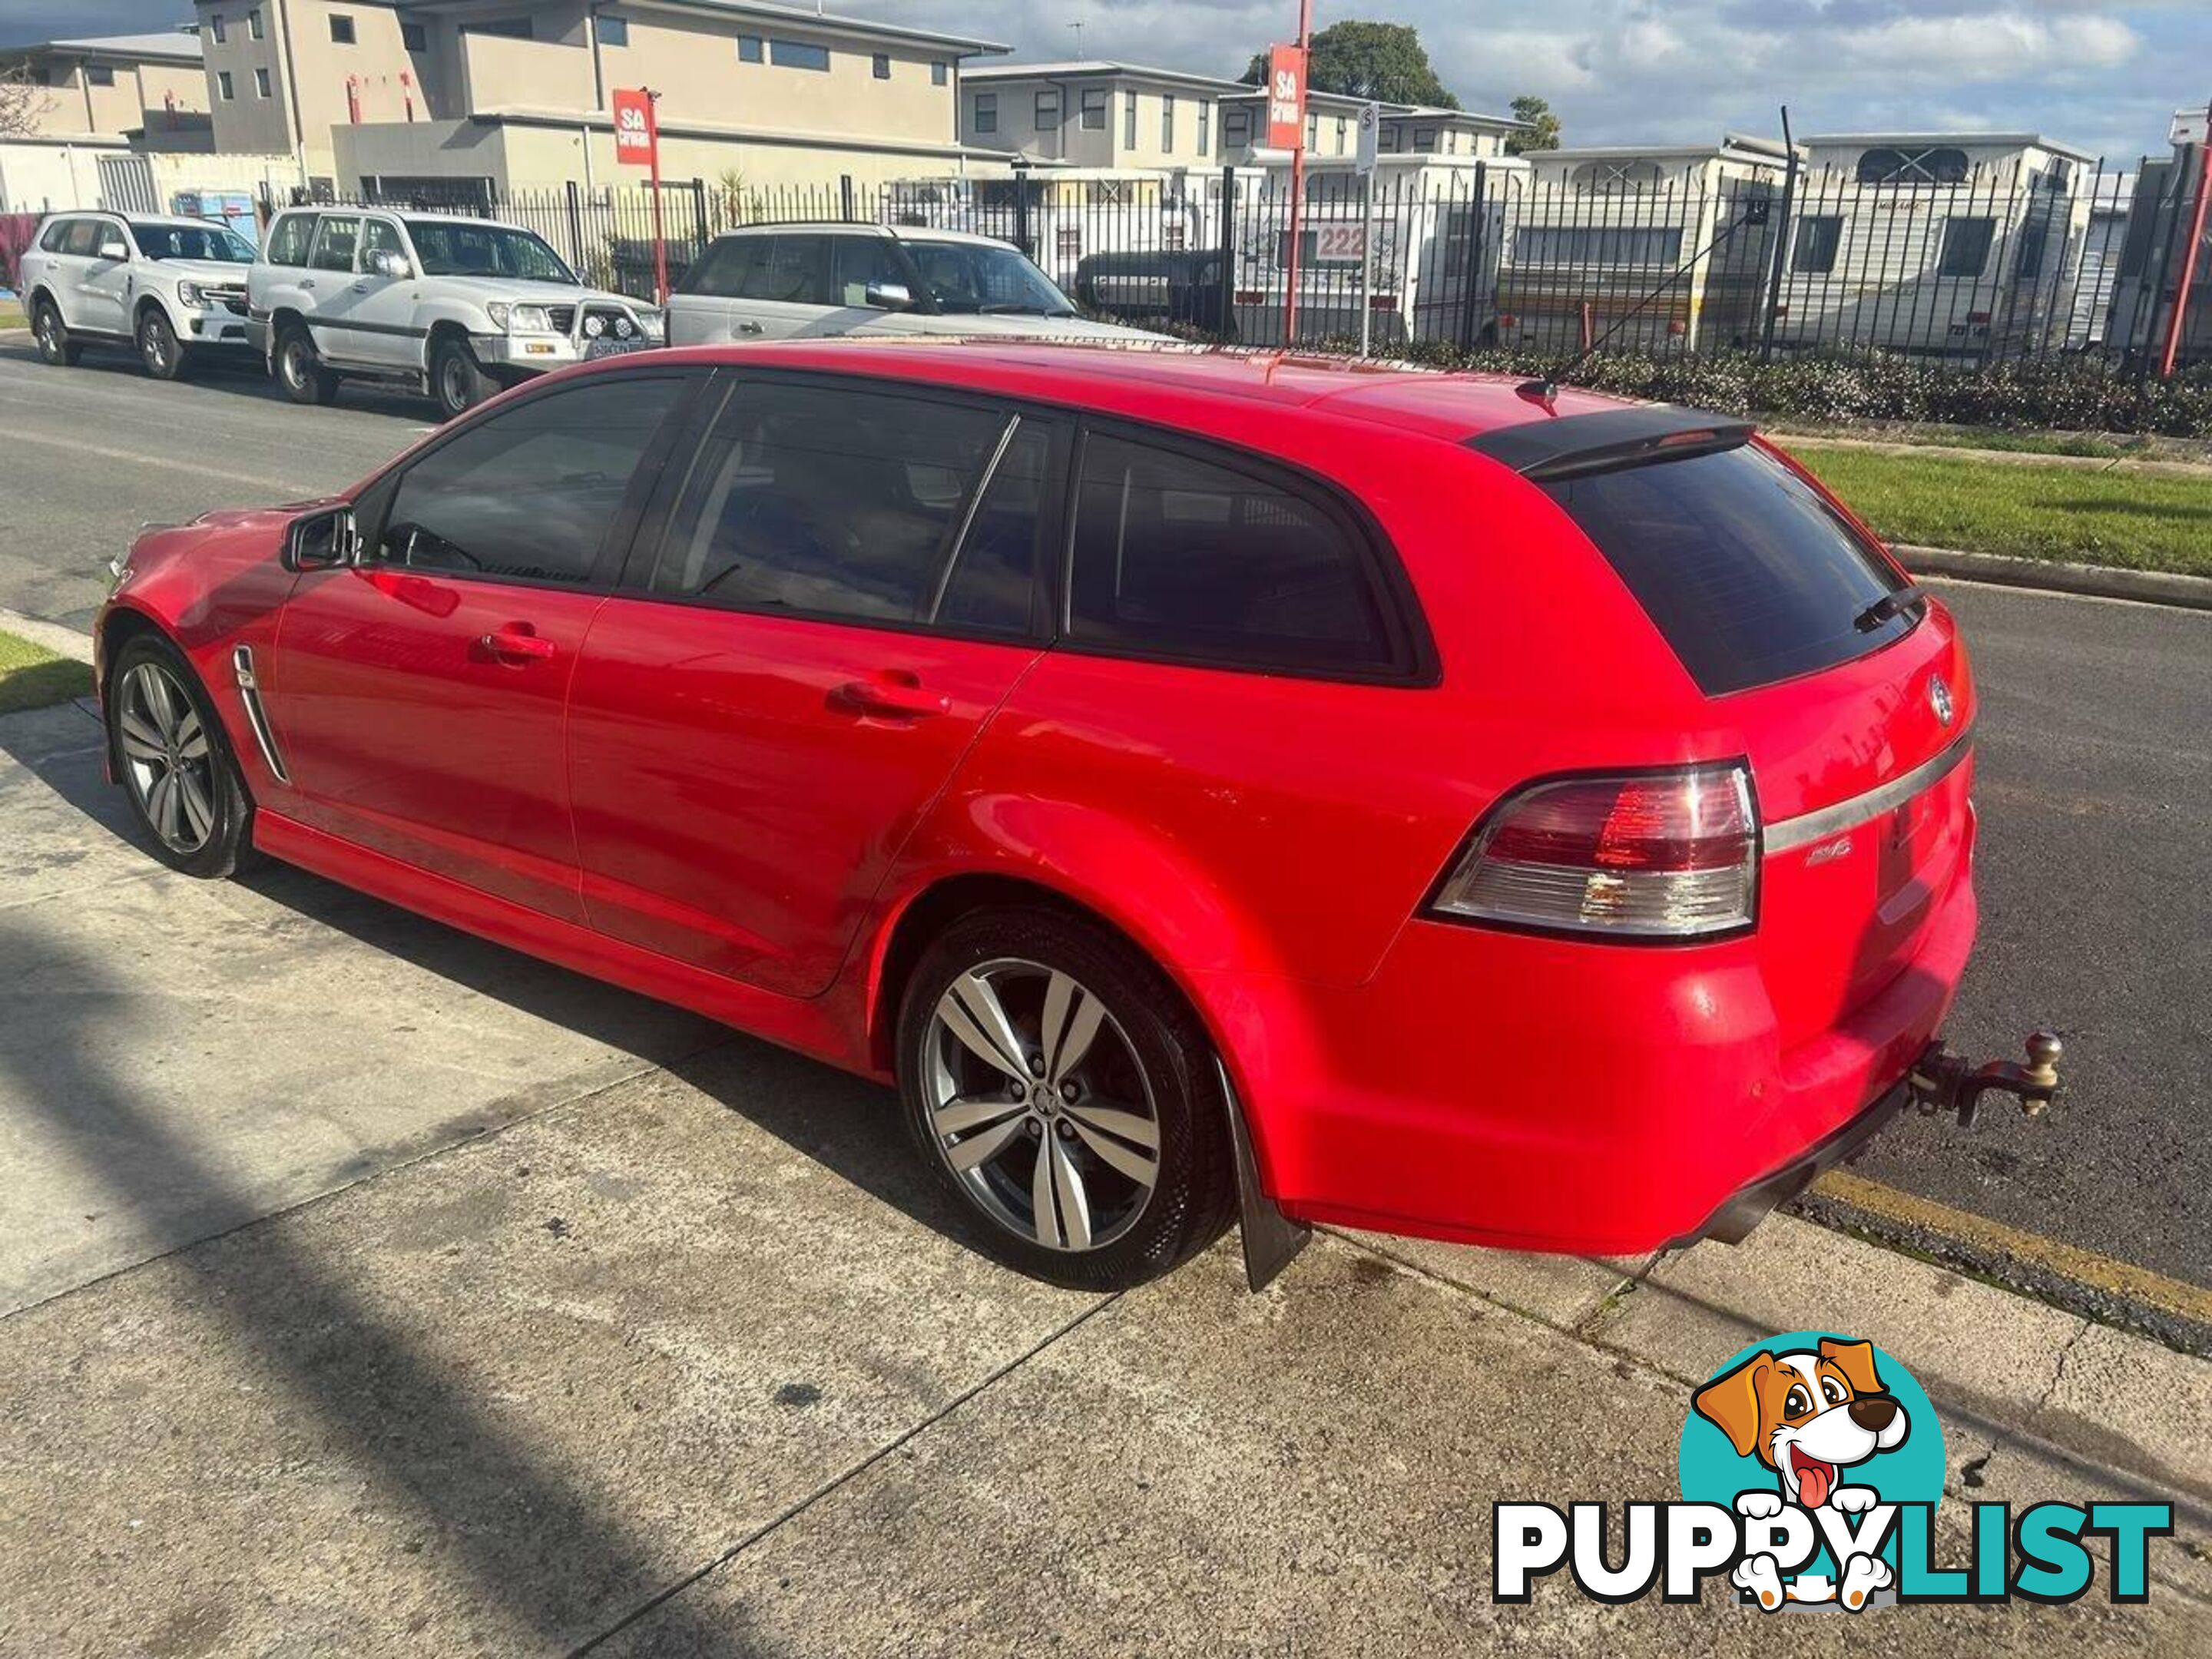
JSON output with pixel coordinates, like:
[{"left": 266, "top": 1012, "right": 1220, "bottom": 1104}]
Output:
[{"left": 1216, "top": 864, "right": 1976, "bottom": 1256}]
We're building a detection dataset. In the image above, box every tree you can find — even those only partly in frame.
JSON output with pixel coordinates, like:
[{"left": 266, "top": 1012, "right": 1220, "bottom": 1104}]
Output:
[
  {"left": 0, "top": 62, "right": 55, "bottom": 139},
  {"left": 1506, "top": 94, "right": 1563, "bottom": 155},
  {"left": 1241, "top": 21, "right": 1459, "bottom": 110}
]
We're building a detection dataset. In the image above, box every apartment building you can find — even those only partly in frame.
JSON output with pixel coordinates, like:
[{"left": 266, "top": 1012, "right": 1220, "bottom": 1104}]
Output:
[
  {"left": 957, "top": 61, "right": 1246, "bottom": 171},
  {"left": 192, "top": 0, "right": 1012, "bottom": 194},
  {"left": 0, "top": 31, "right": 210, "bottom": 147},
  {"left": 1217, "top": 91, "right": 1524, "bottom": 166}
]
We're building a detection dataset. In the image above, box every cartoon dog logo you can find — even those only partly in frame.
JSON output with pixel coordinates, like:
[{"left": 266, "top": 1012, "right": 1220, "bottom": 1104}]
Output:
[{"left": 1693, "top": 1337, "right": 1910, "bottom": 1610}]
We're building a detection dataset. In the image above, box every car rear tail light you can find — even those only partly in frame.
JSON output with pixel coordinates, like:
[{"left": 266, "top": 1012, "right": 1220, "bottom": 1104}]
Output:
[
  {"left": 1498, "top": 312, "right": 1520, "bottom": 329},
  {"left": 1428, "top": 764, "right": 1758, "bottom": 939}
]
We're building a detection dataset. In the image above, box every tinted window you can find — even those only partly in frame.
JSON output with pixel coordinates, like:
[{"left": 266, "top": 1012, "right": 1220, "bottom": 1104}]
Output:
[
  {"left": 38, "top": 219, "right": 72, "bottom": 253},
  {"left": 1542, "top": 445, "right": 1911, "bottom": 697},
  {"left": 360, "top": 218, "right": 409, "bottom": 267},
  {"left": 62, "top": 220, "right": 107, "bottom": 257},
  {"left": 681, "top": 236, "right": 760, "bottom": 296},
  {"left": 267, "top": 213, "right": 316, "bottom": 267},
  {"left": 404, "top": 219, "right": 573, "bottom": 281},
  {"left": 309, "top": 214, "right": 361, "bottom": 273},
  {"left": 833, "top": 236, "right": 907, "bottom": 306},
  {"left": 939, "top": 419, "right": 1051, "bottom": 634},
  {"left": 651, "top": 382, "right": 1015, "bottom": 625},
  {"left": 1938, "top": 217, "right": 1995, "bottom": 279},
  {"left": 1793, "top": 216, "right": 1842, "bottom": 274},
  {"left": 134, "top": 223, "right": 255, "bottom": 262},
  {"left": 770, "top": 38, "right": 829, "bottom": 71},
  {"left": 736, "top": 235, "right": 833, "bottom": 305},
  {"left": 1068, "top": 435, "right": 1395, "bottom": 674},
  {"left": 376, "top": 379, "right": 682, "bottom": 585}
]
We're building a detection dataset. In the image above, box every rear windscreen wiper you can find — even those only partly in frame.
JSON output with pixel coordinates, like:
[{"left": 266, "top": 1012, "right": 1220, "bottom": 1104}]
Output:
[{"left": 1854, "top": 585, "right": 1929, "bottom": 632}]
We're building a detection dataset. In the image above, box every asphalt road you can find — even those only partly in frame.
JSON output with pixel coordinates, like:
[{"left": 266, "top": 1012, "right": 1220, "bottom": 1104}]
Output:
[{"left": 1, "top": 339, "right": 2205, "bottom": 1288}]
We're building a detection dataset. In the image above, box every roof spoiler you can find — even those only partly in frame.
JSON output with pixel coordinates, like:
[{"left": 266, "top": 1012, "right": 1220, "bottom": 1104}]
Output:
[{"left": 1465, "top": 406, "right": 1757, "bottom": 482}]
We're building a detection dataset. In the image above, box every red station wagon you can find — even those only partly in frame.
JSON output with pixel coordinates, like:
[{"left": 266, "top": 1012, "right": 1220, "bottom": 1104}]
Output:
[{"left": 97, "top": 342, "right": 2002, "bottom": 1290}]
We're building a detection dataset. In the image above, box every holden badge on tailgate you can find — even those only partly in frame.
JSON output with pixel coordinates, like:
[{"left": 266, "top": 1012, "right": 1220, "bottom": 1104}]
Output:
[{"left": 1927, "top": 674, "right": 1955, "bottom": 727}]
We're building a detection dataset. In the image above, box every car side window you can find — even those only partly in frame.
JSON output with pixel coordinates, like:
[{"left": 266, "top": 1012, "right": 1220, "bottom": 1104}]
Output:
[
  {"left": 61, "top": 220, "right": 104, "bottom": 257},
  {"left": 833, "top": 237, "right": 908, "bottom": 307},
  {"left": 650, "top": 380, "right": 1025, "bottom": 628},
  {"left": 266, "top": 214, "right": 316, "bottom": 267},
  {"left": 736, "top": 234, "right": 833, "bottom": 306},
  {"left": 682, "top": 237, "right": 759, "bottom": 296},
  {"left": 1068, "top": 433, "right": 1396, "bottom": 674},
  {"left": 373, "top": 377, "right": 684, "bottom": 586},
  {"left": 38, "top": 219, "right": 72, "bottom": 253},
  {"left": 309, "top": 214, "right": 361, "bottom": 273},
  {"left": 360, "top": 218, "right": 408, "bottom": 268}
]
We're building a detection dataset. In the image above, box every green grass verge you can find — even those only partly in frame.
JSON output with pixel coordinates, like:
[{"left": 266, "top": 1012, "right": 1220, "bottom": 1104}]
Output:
[
  {"left": 0, "top": 631, "right": 93, "bottom": 715},
  {"left": 0, "top": 299, "right": 25, "bottom": 331},
  {"left": 1804, "top": 449, "right": 2212, "bottom": 578}
]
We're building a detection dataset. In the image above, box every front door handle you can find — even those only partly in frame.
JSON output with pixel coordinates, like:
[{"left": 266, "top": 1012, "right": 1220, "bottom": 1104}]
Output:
[
  {"left": 833, "top": 677, "right": 949, "bottom": 719},
  {"left": 481, "top": 627, "right": 556, "bottom": 664},
  {"left": 736, "top": 320, "right": 764, "bottom": 335},
  {"left": 352, "top": 281, "right": 370, "bottom": 293},
  {"left": 300, "top": 278, "right": 317, "bottom": 291}
]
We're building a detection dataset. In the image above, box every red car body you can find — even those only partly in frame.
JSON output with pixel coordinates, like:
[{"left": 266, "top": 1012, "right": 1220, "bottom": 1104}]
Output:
[{"left": 98, "top": 343, "right": 1977, "bottom": 1257}]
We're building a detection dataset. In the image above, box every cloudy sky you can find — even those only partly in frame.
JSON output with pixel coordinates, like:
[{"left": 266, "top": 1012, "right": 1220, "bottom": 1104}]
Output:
[{"left": 2, "top": 0, "right": 2199, "bottom": 164}]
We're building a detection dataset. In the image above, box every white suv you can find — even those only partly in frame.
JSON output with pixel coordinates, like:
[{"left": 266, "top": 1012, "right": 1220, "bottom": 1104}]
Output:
[
  {"left": 666, "top": 224, "right": 1158, "bottom": 347},
  {"left": 250, "top": 207, "right": 664, "bottom": 418},
  {"left": 21, "top": 212, "right": 258, "bottom": 380}
]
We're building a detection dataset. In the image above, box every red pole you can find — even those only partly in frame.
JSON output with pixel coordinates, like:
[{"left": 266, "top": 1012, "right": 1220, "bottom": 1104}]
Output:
[
  {"left": 1283, "top": 0, "right": 1313, "bottom": 346},
  {"left": 646, "top": 88, "right": 669, "bottom": 307},
  {"left": 2160, "top": 111, "right": 2212, "bottom": 379}
]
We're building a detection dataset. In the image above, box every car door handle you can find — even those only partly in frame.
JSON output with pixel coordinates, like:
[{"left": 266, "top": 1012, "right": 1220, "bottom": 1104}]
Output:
[
  {"left": 300, "top": 279, "right": 317, "bottom": 290},
  {"left": 481, "top": 627, "right": 556, "bottom": 663},
  {"left": 833, "top": 677, "right": 949, "bottom": 719},
  {"left": 352, "top": 281, "right": 369, "bottom": 293},
  {"left": 736, "top": 321, "right": 764, "bottom": 335}
]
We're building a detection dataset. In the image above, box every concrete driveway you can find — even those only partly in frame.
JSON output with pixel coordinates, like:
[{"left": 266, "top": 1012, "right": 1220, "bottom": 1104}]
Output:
[{"left": 2, "top": 694, "right": 2209, "bottom": 1654}]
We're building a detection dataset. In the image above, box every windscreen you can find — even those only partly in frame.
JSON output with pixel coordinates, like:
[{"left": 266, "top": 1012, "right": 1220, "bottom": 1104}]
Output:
[
  {"left": 404, "top": 220, "right": 575, "bottom": 283},
  {"left": 133, "top": 224, "right": 254, "bottom": 263},
  {"left": 1542, "top": 444, "right": 1915, "bottom": 697},
  {"left": 902, "top": 239, "right": 1076, "bottom": 318}
]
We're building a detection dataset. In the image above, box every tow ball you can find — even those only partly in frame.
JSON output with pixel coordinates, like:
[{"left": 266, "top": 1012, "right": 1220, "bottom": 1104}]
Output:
[{"left": 1909, "top": 1031, "right": 2064, "bottom": 1129}]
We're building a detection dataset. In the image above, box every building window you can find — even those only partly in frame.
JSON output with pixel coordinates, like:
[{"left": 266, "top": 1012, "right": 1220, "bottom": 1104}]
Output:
[
  {"left": 1305, "top": 111, "right": 1317, "bottom": 151},
  {"left": 599, "top": 15, "right": 629, "bottom": 48},
  {"left": 1858, "top": 145, "right": 1970, "bottom": 186},
  {"left": 873, "top": 53, "right": 890, "bottom": 79},
  {"left": 1081, "top": 87, "right": 1106, "bottom": 130},
  {"left": 1335, "top": 116, "right": 1346, "bottom": 154},
  {"left": 737, "top": 35, "right": 763, "bottom": 63},
  {"left": 248, "top": 8, "right": 263, "bottom": 40},
  {"left": 1197, "top": 100, "right": 1210, "bottom": 156},
  {"left": 1035, "top": 88, "right": 1059, "bottom": 130},
  {"left": 1223, "top": 106, "right": 1250, "bottom": 147},
  {"left": 1161, "top": 94, "right": 1174, "bottom": 153},
  {"left": 217, "top": 70, "right": 234, "bottom": 101},
  {"left": 402, "top": 21, "right": 427, "bottom": 51},
  {"left": 1792, "top": 215, "right": 1843, "bottom": 274},
  {"left": 86, "top": 64, "right": 116, "bottom": 87},
  {"left": 329, "top": 15, "right": 355, "bottom": 44},
  {"left": 210, "top": 15, "right": 226, "bottom": 45},
  {"left": 973, "top": 92, "right": 997, "bottom": 134},
  {"left": 1123, "top": 90, "right": 1136, "bottom": 148},
  {"left": 461, "top": 17, "right": 531, "bottom": 38},
  {"left": 932, "top": 60, "right": 947, "bottom": 86},
  {"left": 1938, "top": 216, "right": 1996, "bottom": 278},
  {"left": 1412, "top": 125, "right": 1436, "bottom": 151},
  {"left": 254, "top": 66, "right": 271, "bottom": 98},
  {"left": 1379, "top": 124, "right": 1399, "bottom": 152},
  {"left": 770, "top": 38, "right": 830, "bottom": 71}
]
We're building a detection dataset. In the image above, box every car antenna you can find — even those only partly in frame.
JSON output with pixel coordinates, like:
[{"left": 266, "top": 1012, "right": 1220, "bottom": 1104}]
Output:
[{"left": 1517, "top": 127, "right": 1785, "bottom": 410}]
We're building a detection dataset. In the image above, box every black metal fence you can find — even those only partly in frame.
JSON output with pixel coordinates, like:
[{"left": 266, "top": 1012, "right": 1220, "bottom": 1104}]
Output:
[{"left": 295, "top": 153, "right": 2187, "bottom": 370}]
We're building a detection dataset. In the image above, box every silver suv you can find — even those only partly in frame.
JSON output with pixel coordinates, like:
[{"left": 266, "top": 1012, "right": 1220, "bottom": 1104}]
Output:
[
  {"left": 667, "top": 223, "right": 1157, "bottom": 346},
  {"left": 250, "top": 207, "right": 664, "bottom": 418},
  {"left": 21, "top": 212, "right": 258, "bottom": 380}
]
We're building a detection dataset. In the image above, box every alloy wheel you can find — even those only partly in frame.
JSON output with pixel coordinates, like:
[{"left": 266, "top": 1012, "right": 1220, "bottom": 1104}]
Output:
[
  {"left": 283, "top": 339, "right": 309, "bottom": 390},
  {"left": 921, "top": 959, "right": 1161, "bottom": 1253},
  {"left": 117, "top": 661, "right": 217, "bottom": 854},
  {"left": 36, "top": 309, "right": 61, "bottom": 359},
  {"left": 141, "top": 315, "right": 172, "bottom": 374}
]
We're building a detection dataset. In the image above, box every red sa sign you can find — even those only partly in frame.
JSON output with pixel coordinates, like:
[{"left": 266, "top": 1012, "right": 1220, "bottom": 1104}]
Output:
[
  {"left": 1265, "top": 45, "right": 1306, "bottom": 152},
  {"left": 613, "top": 87, "right": 658, "bottom": 168}
]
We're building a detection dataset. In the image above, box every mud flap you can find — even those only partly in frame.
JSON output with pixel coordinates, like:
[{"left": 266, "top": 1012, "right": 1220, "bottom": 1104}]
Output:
[{"left": 1217, "top": 1058, "right": 1310, "bottom": 1292}]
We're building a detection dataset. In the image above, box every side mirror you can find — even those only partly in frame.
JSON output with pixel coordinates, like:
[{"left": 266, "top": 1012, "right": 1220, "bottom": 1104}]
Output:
[
  {"left": 368, "top": 249, "right": 412, "bottom": 280},
  {"left": 285, "top": 507, "right": 359, "bottom": 571},
  {"left": 864, "top": 280, "right": 914, "bottom": 312},
  {"left": 98, "top": 240, "right": 131, "bottom": 263}
]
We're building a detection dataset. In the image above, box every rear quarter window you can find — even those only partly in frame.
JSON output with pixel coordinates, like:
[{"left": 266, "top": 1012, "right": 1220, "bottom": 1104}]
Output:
[{"left": 1541, "top": 444, "right": 1912, "bottom": 697}]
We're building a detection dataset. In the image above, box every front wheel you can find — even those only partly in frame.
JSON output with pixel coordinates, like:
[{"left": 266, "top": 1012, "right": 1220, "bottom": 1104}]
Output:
[
  {"left": 138, "top": 308, "right": 189, "bottom": 380},
  {"left": 432, "top": 336, "right": 495, "bottom": 420},
  {"left": 33, "top": 299, "right": 81, "bottom": 366},
  {"left": 108, "top": 633, "right": 256, "bottom": 879},
  {"left": 897, "top": 909, "right": 1235, "bottom": 1290},
  {"left": 276, "top": 324, "right": 338, "bottom": 406}
]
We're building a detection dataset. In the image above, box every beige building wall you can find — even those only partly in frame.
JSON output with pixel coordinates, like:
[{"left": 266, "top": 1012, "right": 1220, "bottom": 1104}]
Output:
[
  {"left": 962, "top": 75, "right": 1228, "bottom": 171},
  {"left": 198, "top": 2, "right": 297, "bottom": 160},
  {"left": 6, "top": 53, "right": 207, "bottom": 141}
]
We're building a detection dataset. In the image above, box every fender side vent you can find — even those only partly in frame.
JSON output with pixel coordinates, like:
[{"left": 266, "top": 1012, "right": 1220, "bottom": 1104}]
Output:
[{"left": 231, "top": 646, "right": 290, "bottom": 785}]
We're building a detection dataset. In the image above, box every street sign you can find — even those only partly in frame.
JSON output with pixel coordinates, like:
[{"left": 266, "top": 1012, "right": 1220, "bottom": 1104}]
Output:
[
  {"left": 1266, "top": 44, "right": 1306, "bottom": 152},
  {"left": 613, "top": 87, "right": 658, "bottom": 169},
  {"left": 1355, "top": 101, "right": 1379, "bottom": 175}
]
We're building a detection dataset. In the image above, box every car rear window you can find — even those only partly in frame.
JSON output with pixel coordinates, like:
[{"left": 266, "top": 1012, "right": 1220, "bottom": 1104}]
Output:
[{"left": 1541, "top": 444, "right": 1914, "bottom": 697}]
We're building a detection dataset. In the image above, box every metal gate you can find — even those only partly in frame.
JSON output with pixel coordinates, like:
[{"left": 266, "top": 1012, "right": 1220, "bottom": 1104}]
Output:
[{"left": 97, "top": 154, "right": 158, "bottom": 214}]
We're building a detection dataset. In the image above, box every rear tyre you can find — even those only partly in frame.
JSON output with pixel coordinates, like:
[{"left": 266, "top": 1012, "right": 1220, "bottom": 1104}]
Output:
[
  {"left": 897, "top": 908, "right": 1235, "bottom": 1290},
  {"left": 138, "top": 307, "right": 190, "bottom": 381},
  {"left": 276, "top": 323, "right": 339, "bottom": 406},
  {"left": 432, "top": 336, "right": 495, "bottom": 421},
  {"left": 107, "top": 632, "right": 256, "bottom": 881},
  {"left": 32, "top": 298, "right": 81, "bottom": 366}
]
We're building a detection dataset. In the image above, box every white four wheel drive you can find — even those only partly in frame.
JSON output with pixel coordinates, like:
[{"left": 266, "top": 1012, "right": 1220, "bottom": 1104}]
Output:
[
  {"left": 20, "top": 212, "right": 260, "bottom": 382},
  {"left": 248, "top": 207, "right": 664, "bottom": 419}
]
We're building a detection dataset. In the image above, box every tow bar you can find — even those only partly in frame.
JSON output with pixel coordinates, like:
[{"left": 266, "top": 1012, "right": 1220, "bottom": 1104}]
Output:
[{"left": 1907, "top": 1030, "right": 2064, "bottom": 1129}]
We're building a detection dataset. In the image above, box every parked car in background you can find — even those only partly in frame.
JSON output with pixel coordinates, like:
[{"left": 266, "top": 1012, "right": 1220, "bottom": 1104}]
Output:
[
  {"left": 95, "top": 340, "right": 2013, "bottom": 1295},
  {"left": 21, "top": 212, "right": 258, "bottom": 381},
  {"left": 666, "top": 223, "right": 1159, "bottom": 346},
  {"left": 249, "top": 208, "right": 664, "bottom": 419},
  {"left": 1071, "top": 249, "right": 1234, "bottom": 338}
]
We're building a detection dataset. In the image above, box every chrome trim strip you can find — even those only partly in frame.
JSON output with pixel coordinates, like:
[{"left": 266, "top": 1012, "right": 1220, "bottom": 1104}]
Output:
[
  {"left": 926, "top": 412, "right": 1022, "bottom": 624},
  {"left": 1761, "top": 727, "right": 1972, "bottom": 856},
  {"left": 231, "top": 645, "right": 291, "bottom": 786}
]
